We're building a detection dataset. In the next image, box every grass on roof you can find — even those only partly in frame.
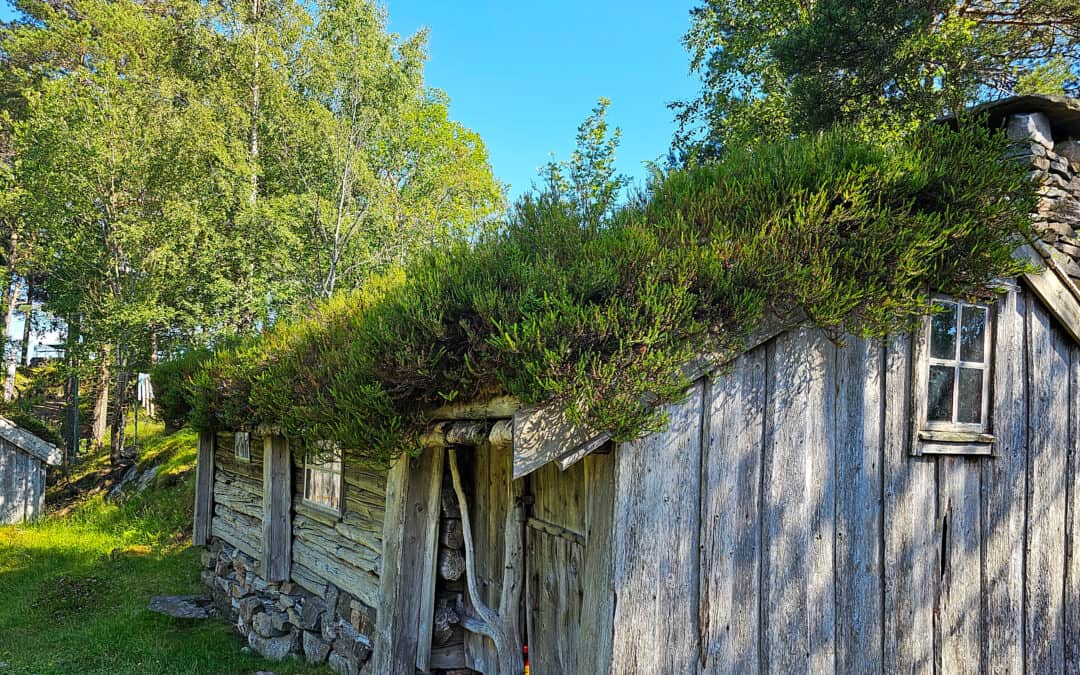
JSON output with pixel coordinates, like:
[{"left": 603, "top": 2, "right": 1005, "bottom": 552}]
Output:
[{"left": 182, "top": 122, "right": 1035, "bottom": 466}]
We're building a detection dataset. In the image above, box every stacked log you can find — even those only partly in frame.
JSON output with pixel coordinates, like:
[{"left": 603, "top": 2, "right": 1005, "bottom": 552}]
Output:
[{"left": 432, "top": 459, "right": 467, "bottom": 651}]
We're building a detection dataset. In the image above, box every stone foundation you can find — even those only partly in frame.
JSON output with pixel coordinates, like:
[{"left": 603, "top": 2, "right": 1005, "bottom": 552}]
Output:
[{"left": 200, "top": 540, "right": 375, "bottom": 674}]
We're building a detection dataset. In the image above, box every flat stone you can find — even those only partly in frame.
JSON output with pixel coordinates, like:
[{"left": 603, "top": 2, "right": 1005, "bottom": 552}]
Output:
[
  {"left": 303, "top": 630, "right": 331, "bottom": 664},
  {"left": 253, "top": 611, "right": 289, "bottom": 638},
  {"left": 325, "top": 584, "right": 341, "bottom": 620},
  {"left": 297, "top": 597, "right": 326, "bottom": 631},
  {"left": 200, "top": 549, "right": 215, "bottom": 568},
  {"left": 269, "top": 610, "right": 291, "bottom": 633},
  {"left": 322, "top": 616, "right": 340, "bottom": 642},
  {"left": 148, "top": 595, "right": 213, "bottom": 619},
  {"left": 238, "top": 596, "right": 264, "bottom": 625},
  {"left": 1057, "top": 140, "right": 1080, "bottom": 163},
  {"left": 1008, "top": 112, "right": 1054, "bottom": 149},
  {"left": 328, "top": 652, "right": 359, "bottom": 675},
  {"left": 248, "top": 631, "right": 298, "bottom": 661}
]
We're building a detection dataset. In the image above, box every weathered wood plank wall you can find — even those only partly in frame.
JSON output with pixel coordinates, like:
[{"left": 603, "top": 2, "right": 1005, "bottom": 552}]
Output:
[
  {"left": 608, "top": 286, "right": 1080, "bottom": 675},
  {"left": 0, "top": 439, "right": 45, "bottom": 524}
]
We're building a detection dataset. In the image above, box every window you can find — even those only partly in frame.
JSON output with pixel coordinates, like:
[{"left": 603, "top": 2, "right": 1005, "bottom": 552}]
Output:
[
  {"left": 913, "top": 296, "right": 995, "bottom": 455},
  {"left": 303, "top": 446, "right": 343, "bottom": 513},
  {"left": 235, "top": 432, "right": 251, "bottom": 463}
]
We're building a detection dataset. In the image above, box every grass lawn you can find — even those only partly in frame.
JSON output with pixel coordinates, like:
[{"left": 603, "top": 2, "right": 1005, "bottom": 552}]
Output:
[{"left": 0, "top": 423, "right": 329, "bottom": 674}]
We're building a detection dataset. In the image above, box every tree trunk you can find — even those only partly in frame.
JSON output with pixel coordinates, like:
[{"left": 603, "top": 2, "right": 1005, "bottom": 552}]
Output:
[
  {"left": 2, "top": 277, "right": 21, "bottom": 402},
  {"left": 109, "top": 368, "right": 132, "bottom": 469},
  {"left": 0, "top": 226, "right": 18, "bottom": 341},
  {"left": 20, "top": 278, "right": 33, "bottom": 366},
  {"left": 91, "top": 353, "right": 110, "bottom": 450}
]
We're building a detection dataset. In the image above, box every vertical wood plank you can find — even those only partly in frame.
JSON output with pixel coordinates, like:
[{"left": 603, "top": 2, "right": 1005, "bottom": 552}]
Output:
[
  {"left": 193, "top": 430, "right": 215, "bottom": 546},
  {"left": 937, "top": 456, "right": 984, "bottom": 673},
  {"left": 699, "top": 348, "right": 765, "bottom": 674},
  {"left": 374, "top": 449, "right": 444, "bottom": 675},
  {"left": 1026, "top": 300, "right": 1068, "bottom": 675},
  {"left": 261, "top": 435, "right": 291, "bottom": 582},
  {"left": 34, "top": 461, "right": 45, "bottom": 520},
  {"left": 526, "top": 529, "right": 584, "bottom": 675},
  {"left": 12, "top": 447, "right": 27, "bottom": 523},
  {"left": 578, "top": 452, "right": 616, "bottom": 675},
  {"left": 610, "top": 382, "right": 704, "bottom": 675},
  {"left": 761, "top": 329, "right": 835, "bottom": 674},
  {"left": 834, "top": 336, "right": 884, "bottom": 674},
  {"left": 374, "top": 455, "right": 409, "bottom": 673},
  {"left": 415, "top": 448, "right": 445, "bottom": 673},
  {"left": 982, "top": 287, "right": 1027, "bottom": 673},
  {"left": 0, "top": 443, "right": 9, "bottom": 523},
  {"left": 26, "top": 457, "right": 41, "bottom": 521},
  {"left": 883, "top": 334, "right": 936, "bottom": 675},
  {"left": 464, "top": 441, "right": 513, "bottom": 673},
  {"left": 1067, "top": 341, "right": 1080, "bottom": 672}
]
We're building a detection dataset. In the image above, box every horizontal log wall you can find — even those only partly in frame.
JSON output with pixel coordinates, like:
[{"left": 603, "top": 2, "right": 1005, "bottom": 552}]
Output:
[
  {"left": 609, "top": 286, "right": 1080, "bottom": 674},
  {"left": 288, "top": 445, "right": 387, "bottom": 610},
  {"left": 212, "top": 432, "right": 264, "bottom": 559}
]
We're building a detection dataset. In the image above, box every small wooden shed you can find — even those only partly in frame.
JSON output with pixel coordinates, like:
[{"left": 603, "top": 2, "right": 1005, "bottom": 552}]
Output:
[
  {"left": 192, "top": 95, "right": 1080, "bottom": 674},
  {"left": 0, "top": 415, "right": 62, "bottom": 524}
]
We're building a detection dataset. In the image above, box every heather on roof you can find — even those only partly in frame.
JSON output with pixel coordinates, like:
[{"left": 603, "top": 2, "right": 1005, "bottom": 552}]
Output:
[{"left": 185, "top": 122, "right": 1035, "bottom": 465}]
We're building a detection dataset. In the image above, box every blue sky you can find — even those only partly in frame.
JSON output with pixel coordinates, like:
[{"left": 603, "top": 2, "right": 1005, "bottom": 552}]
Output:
[
  {"left": 383, "top": 1, "right": 700, "bottom": 200},
  {"left": 0, "top": 1, "right": 700, "bottom": 201}
]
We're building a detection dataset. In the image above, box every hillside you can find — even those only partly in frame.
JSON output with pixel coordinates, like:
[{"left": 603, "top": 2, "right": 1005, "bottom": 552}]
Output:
[{"left": 0, "top": 423, "right": 328, "bottom": 675}]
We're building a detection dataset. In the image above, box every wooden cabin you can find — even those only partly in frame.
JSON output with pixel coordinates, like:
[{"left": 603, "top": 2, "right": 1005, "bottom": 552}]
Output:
[
  {"left": 0, "top": 415, "right": 62, "bottom": 524},
  {"left": 193, "top": 95, "right": 1080, "bottom": 674}
]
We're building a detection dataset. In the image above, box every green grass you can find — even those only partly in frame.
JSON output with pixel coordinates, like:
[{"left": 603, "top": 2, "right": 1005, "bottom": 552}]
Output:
[{"left": 0, "top": 428, "right": 329, "bottom": 674}]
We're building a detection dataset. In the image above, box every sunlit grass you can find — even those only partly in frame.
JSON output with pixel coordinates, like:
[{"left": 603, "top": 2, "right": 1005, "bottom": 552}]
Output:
[{"left": 0, "top": 428, "right": 329, "bottom": 674}]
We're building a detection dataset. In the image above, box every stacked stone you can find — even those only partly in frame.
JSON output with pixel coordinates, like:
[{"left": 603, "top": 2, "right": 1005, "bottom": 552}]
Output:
[
  {"left": 199, "top": 540, "right": 376, "bottom": 674},
  {"left": 1006, "top": 112, "right": 1080, "bottom": 278}
]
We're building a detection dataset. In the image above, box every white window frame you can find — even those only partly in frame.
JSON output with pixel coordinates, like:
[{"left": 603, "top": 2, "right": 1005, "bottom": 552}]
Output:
[
  {"left": 911, "top": 294, "right": 997, "bottom": 456},
  {"left": 234, "top": 432, "right": 251, "bottom": 463},
  {"left": 302, "top": 443, "right": 344, "bottom": 515}
]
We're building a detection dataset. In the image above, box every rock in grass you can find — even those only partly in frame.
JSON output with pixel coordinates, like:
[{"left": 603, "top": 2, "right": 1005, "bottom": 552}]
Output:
[
  {"left": 252, "top": 611, "right": 288, "bottom": 638},
  {"left": 147, "top": 595, "right": 213, "bottom": 619},
  {"left": 303, "top": 630, "right": 331, "bottom": 664},
  {"left": 248, "top": 630, "right": 298, "bottom": 661}
]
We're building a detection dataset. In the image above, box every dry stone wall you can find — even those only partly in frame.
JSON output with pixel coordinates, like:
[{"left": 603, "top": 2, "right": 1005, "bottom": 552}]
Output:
[
  {"left": 201, "top": 539, "right": 375, "bottom": 673},
  {"left": 1006, "top": 111, "right": 1080, "bottom": 273}
]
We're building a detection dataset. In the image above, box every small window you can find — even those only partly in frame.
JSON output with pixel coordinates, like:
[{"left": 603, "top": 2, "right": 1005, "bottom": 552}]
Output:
[
  {"left": 913, "top": 296, "right": 994, "bottom": 455},
  {"left": 235, "top": 432, "right": 251, "bottom": 463},
  {"left": 303, "top": 446, "right": 343, "bottom": 514}
]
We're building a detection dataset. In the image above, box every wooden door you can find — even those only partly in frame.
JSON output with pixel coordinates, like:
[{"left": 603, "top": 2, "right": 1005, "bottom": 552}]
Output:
[{"left": 524, "top": 461, "right": 587, "bottom": 675}]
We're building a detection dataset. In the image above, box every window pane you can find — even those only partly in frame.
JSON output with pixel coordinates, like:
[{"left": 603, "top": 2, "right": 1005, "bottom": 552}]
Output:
[
  {"left": 960, "top": 305, "right": 987, "bottom": 363},
  {"left": 931, "top": 303, "right": 957, "bottom": 359},
  {"left": 957, "top": 368, "right": 983, "bottom": 424},
  {"left": 928, "top": 365, "right": 955, "bottom": 421}
]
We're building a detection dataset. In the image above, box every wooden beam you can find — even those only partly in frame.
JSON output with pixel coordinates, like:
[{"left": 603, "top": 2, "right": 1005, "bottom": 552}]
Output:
[
  {"left": 431, "top": 395, "right": 519, "bottom": 421},
  {"left": 512, "top": 404, "right": 607, "bottom": 480},
  {"left": 1017, "top": 242, "right": 1080, "bottom": 345},
  {"left": 193, "top": 430, "right": 215, "bottom": 546},
  {"left": 261, "top": 435, "right": 291, "bottom": 582}
]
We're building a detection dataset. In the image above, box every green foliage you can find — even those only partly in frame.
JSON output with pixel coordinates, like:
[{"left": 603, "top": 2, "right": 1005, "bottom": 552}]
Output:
[
  {"left": 542, "top": 98, "right": 629, "bottom": 229},
  {"left": 150, "top": 349, "right": 213, "bottom": 431},
  {"left": 191, "top": 123, "right": 1035, "bottom": 466},
  {"left": 3, "top": 410, "right": 65, "bottom": 449},
  {"left": 678, "top": 0, "right": 1080, "bottom": 156}
]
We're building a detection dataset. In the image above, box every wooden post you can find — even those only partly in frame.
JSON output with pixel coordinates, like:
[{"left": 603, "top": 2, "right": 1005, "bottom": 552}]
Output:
[
  {"left": 373, "top": 449, "right": 445, "bottom": 675},
  {"left": 262, "top": 434, "right": 292, "bottom": 582},
  {"left": 193, "top": 430, "right": 215, "bottom": 546}
]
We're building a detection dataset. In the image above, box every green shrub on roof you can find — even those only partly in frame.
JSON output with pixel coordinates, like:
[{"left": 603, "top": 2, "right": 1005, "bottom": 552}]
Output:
[{"left": 187, "top": 122, "right": 1035, "bottom": 466}]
